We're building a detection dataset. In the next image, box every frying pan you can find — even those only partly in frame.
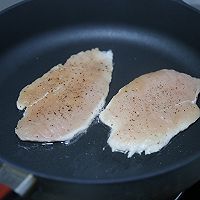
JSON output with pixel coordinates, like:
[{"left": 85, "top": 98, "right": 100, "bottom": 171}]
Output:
[{"left": 0, "top": 0, "right": 200, "bottom": 199}]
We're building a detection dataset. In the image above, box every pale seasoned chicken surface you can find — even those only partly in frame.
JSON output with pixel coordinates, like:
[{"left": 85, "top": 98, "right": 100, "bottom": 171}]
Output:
[
  {"left": 16, "top": 49, "right": 113, "bottom": 142},
  {"left": 100, "top": 69, "right": 200, "bottom": 157}
]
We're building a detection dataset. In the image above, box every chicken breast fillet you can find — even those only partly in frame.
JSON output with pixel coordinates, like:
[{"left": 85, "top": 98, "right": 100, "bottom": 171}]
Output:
[
  {"left": 16, "top": 49, "right": 113, "bottom": 142},
  {"left": 99, "top": 69, "right": 200, "bottom": 157}
]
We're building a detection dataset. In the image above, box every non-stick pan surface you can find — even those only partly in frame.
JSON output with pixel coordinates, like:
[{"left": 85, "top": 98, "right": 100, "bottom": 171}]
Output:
[{"left": 0, "top": 0, "right": 200, "bottom": 185}]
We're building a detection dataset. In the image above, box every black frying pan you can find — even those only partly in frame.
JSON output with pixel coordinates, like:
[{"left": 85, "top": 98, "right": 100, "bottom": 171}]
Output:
[{"left": 0, "top": 0, "right": 200, "bottom": 199}]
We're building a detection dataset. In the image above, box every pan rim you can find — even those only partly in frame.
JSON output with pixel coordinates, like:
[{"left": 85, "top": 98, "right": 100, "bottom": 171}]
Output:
[
  {"left": 1, "top": 149, "right": 200, "bottom": 184},
  {"left": 0, "top": 0, "right": 200, "bottom": 184},
  {"left": 0, "top": 0, "right": 200, "bottom": 17}
]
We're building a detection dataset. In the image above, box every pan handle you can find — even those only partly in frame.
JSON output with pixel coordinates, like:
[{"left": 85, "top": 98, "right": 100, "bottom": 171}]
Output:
[
  {"left": 0, "top": 164, "right": 36, "bottom": 200},
  {"left": 0, "top": 183, "right": 22, "bottom": 200}
]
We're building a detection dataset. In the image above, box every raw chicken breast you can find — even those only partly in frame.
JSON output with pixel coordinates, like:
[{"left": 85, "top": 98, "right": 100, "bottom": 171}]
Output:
[
  {"left": 16, "top": 49, "right": 113, "bottom": 142},
  {"left": 99, "top": 69, "right": 200, "bottom": 157}
]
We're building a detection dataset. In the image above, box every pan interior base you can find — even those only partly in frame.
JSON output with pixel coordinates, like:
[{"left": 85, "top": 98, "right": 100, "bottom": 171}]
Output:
[{"left": 0, "top": 25, "right": 200, "bottom": 183}]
